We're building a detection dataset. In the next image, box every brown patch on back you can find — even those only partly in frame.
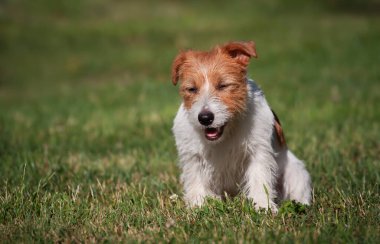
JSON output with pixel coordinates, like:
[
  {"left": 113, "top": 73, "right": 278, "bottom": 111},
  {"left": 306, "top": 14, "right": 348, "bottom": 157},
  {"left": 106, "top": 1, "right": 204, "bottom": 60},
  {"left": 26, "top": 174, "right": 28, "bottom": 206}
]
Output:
[{"left": 272, "top": 110, "right": 286, "bottom": 147}]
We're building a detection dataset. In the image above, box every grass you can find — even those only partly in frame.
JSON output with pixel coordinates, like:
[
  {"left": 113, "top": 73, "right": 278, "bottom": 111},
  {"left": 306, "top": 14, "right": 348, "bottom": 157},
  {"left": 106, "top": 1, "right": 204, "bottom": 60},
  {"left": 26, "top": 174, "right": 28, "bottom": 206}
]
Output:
[{"left": 1, "top": 0, "right": 379, "bottom": 242}]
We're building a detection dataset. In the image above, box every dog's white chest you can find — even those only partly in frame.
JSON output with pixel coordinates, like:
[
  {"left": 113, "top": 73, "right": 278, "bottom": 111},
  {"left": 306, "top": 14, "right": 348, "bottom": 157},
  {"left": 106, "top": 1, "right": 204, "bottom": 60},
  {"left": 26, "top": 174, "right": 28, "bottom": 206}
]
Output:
[{"left": 201, "top": 143, "right": 249, "bottom": 196}]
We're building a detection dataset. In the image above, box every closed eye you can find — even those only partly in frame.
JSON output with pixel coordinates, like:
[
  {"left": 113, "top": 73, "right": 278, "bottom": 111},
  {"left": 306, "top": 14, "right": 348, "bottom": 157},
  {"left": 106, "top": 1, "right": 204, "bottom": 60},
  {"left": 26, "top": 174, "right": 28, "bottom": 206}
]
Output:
[
  {"left": 217, "top": 83, "right": 231, "bottom": 90},
  {"left": 186, "top": 87, "right": 198, "bottom": 93}
]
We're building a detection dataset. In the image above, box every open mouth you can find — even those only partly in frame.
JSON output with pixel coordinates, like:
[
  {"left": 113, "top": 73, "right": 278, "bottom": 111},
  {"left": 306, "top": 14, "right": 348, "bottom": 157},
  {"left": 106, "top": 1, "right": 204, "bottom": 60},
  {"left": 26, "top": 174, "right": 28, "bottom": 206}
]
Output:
[{"left": 204, "top": 125, "right": 225, "bottom": 141}]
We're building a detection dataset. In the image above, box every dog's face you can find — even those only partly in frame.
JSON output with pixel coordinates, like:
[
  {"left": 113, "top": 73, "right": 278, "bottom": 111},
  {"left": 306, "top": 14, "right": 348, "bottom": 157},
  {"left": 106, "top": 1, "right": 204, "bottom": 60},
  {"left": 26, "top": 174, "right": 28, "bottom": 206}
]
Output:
[{"left": 172, "top": 41, "right": 257, "bottom": 142}]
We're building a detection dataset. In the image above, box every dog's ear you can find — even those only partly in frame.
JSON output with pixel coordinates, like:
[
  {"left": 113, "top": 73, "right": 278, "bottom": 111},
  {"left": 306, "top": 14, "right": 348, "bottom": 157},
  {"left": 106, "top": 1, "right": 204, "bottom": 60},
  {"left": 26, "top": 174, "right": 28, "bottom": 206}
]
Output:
[
  {"left": 171, "top": 51, "right": 187, "bottom": 86},
  {"left": 221, "top": 41, "right": 257, "bottom": 68}
]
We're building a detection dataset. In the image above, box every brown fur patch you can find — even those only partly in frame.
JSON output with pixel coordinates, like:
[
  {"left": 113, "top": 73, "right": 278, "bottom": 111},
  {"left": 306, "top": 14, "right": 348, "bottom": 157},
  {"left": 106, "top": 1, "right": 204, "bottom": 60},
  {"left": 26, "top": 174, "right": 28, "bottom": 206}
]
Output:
[{"left": 272, "top": 110, "right": 286, "bottom": 147}]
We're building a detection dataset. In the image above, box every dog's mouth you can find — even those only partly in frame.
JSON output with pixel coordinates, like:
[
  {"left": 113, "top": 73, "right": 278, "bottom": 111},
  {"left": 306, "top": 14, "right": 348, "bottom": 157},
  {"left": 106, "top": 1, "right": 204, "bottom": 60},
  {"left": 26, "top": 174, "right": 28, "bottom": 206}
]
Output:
[{"left": 204, "top": 124, "right": 225, "bottom": 141}]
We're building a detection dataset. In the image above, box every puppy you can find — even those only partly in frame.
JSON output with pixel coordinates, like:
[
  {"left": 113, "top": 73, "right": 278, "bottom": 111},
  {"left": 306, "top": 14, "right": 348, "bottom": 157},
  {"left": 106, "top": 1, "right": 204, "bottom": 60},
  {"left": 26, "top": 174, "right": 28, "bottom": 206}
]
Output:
[{"left": 171, "top": 41, "right": 311, "bottom": 211}]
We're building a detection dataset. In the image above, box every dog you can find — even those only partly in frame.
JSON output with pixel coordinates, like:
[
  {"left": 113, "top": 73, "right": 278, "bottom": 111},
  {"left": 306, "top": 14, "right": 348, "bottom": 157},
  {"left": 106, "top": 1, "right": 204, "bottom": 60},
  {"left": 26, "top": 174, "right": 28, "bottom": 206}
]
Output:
[{"left": 171, "top": 41, "right": 311, "bottom": 211}]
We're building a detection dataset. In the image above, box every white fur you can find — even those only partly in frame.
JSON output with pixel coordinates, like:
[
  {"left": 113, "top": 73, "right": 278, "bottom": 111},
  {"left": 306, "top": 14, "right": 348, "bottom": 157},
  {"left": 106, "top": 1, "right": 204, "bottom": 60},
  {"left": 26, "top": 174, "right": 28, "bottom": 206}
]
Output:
[{"left": 172, "top": 79, "right": 312, "bottom": 211}]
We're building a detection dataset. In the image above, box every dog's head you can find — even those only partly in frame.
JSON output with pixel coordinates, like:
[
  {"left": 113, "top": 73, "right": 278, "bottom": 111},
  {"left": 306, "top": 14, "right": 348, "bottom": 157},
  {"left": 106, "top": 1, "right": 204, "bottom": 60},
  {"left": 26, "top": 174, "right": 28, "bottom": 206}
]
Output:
[{"left": 172, "top": 41, "right": 257, "bottom": 142}]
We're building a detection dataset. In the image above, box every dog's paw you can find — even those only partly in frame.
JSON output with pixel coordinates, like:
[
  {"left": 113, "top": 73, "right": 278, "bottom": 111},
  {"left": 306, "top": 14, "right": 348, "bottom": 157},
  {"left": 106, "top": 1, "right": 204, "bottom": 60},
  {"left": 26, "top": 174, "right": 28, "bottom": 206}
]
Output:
[
  {"left": 254, "top": 203, "right": 278, "bottom": 213},
  {"left": 184, "top": 194, "right": 206, "bottom": 208},
  {"left": 252, "top": 198, "right": 278, "bottom": 213},
  {"left": 185, "top": 194, "right": 222, "bottom": 208}
]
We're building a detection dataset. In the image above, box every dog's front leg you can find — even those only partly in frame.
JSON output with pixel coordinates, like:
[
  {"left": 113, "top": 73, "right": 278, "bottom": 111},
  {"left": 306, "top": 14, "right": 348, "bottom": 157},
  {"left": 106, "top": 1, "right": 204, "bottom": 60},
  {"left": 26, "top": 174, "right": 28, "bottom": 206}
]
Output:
[
  {"left": 180, "top": 159, "right": 217, "bottom": 207},
  {"left": 244, "top": 150, "right": 278, "bottom": 212}
]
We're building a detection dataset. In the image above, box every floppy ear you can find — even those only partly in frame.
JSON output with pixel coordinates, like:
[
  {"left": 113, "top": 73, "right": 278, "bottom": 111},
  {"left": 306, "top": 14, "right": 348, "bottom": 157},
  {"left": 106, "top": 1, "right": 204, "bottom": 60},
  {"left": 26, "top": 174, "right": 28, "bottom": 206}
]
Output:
[
  {"left": 171, "top": 51, "right": 187, "bottom": 86},
  {"left": 221, "top": 41, "right": 257, "bottom": 68}
]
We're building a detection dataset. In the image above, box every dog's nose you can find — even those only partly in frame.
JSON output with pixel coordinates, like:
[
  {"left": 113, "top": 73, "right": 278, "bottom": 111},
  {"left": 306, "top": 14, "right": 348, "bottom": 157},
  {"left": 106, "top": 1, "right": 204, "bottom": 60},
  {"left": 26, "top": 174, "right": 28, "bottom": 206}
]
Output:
[{"left": 198, "top": 110, "right": 214, "bottom": 126}]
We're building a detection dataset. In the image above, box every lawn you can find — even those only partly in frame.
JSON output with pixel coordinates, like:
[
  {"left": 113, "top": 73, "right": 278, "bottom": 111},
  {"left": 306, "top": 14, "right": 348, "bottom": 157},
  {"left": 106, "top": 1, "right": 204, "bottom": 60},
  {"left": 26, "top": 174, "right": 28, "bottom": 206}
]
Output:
[{"left": 0, "top": 0, "right": 379, "bottom": 242}]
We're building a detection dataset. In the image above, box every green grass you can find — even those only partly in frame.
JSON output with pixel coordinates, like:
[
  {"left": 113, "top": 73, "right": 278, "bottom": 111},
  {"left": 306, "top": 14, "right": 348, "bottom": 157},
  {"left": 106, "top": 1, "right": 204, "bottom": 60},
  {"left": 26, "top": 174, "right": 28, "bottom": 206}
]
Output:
[{"left": 1, "top": 0, "right": 379, "bottom": 242}]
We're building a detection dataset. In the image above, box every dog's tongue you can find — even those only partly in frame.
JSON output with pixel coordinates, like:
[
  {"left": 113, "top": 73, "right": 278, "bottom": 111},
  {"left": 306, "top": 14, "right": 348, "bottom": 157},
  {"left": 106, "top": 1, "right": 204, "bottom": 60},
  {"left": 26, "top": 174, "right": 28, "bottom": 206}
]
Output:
[{"left": 205, "top": 128, "right": 218, "bottom": 138}]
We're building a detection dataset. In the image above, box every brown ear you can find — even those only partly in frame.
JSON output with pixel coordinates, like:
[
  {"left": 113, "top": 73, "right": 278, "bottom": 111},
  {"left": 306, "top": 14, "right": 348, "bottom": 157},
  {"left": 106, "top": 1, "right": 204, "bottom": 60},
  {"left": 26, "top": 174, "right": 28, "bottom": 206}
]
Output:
[
  {"left": 221, "top": 41, "right": 257, "bottom": 67},
  {"left": 171, "top": 51, "right": 187, "bottom": 85}
]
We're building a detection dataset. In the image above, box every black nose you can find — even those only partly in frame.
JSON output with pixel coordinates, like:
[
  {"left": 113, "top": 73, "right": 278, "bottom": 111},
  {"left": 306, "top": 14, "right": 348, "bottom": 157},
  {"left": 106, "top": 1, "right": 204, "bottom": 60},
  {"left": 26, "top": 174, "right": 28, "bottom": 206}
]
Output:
[{"left": 198, "top": 110, "right": 214, "bottom": 126}]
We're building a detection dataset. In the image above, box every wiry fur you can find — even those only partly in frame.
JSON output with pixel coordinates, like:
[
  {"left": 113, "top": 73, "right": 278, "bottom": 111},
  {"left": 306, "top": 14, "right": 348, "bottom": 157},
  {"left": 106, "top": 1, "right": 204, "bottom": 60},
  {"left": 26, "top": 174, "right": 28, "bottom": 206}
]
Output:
[{"left": 172, "top": 41, "right": 312, "bottom": 211}]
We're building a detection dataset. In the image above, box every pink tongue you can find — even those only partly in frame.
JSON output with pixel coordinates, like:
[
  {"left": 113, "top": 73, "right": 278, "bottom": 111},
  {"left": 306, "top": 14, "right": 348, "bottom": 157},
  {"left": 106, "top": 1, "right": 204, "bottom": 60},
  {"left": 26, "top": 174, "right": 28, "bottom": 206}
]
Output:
[{"left": 206, "top": 128, "right": 218, "bottom": 137}]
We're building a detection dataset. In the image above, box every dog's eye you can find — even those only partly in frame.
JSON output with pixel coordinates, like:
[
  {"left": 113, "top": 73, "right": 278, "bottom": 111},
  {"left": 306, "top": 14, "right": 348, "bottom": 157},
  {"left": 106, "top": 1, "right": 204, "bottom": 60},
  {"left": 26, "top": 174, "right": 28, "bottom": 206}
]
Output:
[
  {"left": 217, "top": 83, "right": 230, "bottom": 90},
  {"left": 186, "top": 87, "right": 198, "bottom": 93}
]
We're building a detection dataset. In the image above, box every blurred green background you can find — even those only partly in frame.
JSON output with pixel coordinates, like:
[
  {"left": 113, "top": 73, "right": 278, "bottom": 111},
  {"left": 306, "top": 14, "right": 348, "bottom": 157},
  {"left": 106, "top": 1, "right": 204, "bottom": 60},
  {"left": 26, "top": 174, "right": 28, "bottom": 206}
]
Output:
[
  {"left": 0, "top": 0, "right": 379, "bottom": 242},
  {"left": 2, "top": 0, "right": 379, "bottom": 88}
]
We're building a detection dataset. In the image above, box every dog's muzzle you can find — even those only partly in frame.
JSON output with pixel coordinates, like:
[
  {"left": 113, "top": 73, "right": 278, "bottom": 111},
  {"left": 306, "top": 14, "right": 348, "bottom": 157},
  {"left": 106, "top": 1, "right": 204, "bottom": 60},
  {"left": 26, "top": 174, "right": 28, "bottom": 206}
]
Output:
[{"left": 198, "top": 110, "right": 225, "bottom": 141}]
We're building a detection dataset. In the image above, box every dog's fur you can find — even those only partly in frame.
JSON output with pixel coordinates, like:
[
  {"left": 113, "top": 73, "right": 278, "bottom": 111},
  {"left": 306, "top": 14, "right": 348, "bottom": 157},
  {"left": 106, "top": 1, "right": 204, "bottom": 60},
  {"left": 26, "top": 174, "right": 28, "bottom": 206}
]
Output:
[{"left": 171, "top": 41, "right": 311, "bottom": 211}]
